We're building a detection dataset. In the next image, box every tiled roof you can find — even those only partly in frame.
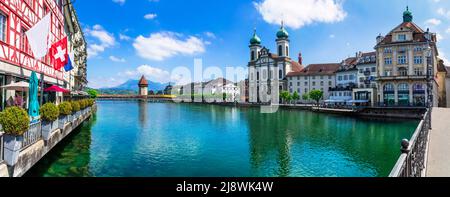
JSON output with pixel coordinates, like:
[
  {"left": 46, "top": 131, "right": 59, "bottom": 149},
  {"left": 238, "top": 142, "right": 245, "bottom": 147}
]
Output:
[
  {"left": 379, "top": 22, "right": 436, "bottom": 45},
  {"left": 138, "top": 75, "right": 148, "bottom": 86},
  {"left": 290, "top": 60, "right": 304, "bottom": 72},
  {"left": 287, "top": 63, "right": 340, "bottom": 77}
]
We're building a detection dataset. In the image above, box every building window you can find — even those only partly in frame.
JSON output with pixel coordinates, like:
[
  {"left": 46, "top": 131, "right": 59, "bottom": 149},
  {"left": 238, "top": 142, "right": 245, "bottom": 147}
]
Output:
[
  {"left": 0, "top": 12, "right": 6, "bottom": 42},
  {"left": 320, "top": 81, "right": 324, "bottom": 86},
  {"left": 414, "top": 46, "right": 423, "bottom": 52},
  {"left": 297, "top": 82, "right": 300, "bottom": 86},
  {"left": 312, "top": 76, "right": 316, "bottom": 80},
  {"left": 286, "top": 46, "right": 289, "bottom": 56},
  {"left": 21, "top": 28, "right": 30, "bottom": 54},
  {"left": 305, "top": 89, "right": 308, "bottom": 93},
  {"left": 251, "top": 51, "right": 255, "bottom": 61},
  {"left": 320, "top": 76, "right": 324, "bottom": 80},
  {"left": 414, "top": 68, "right": 423, "bottom": 76},
  {"left": 371, "top": 67, "right": 376, "bottom": 72},
  {"left": 312, "top": 82, "right": 316, "bottom": 86},
  {"left": 329, "top": 81, "right": 332, "bottom": 86},
  {"left": 305, "top": 82, "right": 308, "bottom": 86},
  {"left": 384, "top": 57, "right": 392, "bottom": 65},
  {"left": 328, "top": 76, "right": 332, "bottom": 80},
  {"left": 279, "top": 70, "right": 283, "bottom": 79},
  {"left": 278, "top": 45, "right": 282, "bottom": 56},
  {"left": 414, "top": 56, "right": 423, "bottom": 64},
  {"left": 398, "top": 34, "right": 406, "bottom": 41},
  {"left": 398, "top": 55, "right": 407, "bottom": 65},
  {"left": 384, "top": 69, "right": 392, "bottom": 77},
  {"left": 344, "top": 75, "right": 348, "bottom": 80},
  {"left": 338, "top": 76, "right": 343, "bottom": 81},
  {"left": 384, "top": 47, "right": 393, "bottom": 54},
  {"left": 257, "top": 72, "right": 259, "bottom": 81},
  {"left": 398, "top": 67, "right": 408, "bottom": 76}
]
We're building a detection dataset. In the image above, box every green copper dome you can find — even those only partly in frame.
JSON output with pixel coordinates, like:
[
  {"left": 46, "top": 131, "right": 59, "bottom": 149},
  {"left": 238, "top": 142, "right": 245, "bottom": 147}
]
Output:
[
  {"left": 403, "top": 6, "right": 413, "bottom": 22},
  {"left": 276, "top": 22, "right": 289, "bottom": 39},
  {"left": 250, "top": 29, "right": 261, "bottom": 45}
]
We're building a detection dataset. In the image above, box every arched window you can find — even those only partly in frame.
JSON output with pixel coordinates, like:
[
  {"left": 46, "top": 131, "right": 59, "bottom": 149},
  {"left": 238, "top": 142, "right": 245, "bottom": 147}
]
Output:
[
  {"left": 286, "top": 46, "right": 289, "bottom": 56},
  {"left": 279, "top": 70, "right": 283, "bottom": 79},
  {"left": 278, "top": 45, "right": 283, "bottom": 56},
  {"left": 398, "top": 83, "right": 409, "bottom": 91},
  {"left": 251, "top": 51, "right": 255, "bottom": 61},
  {"left": 257, "top": 72, "right": 260, "bottom": 81},
  {"left": 384, "top": 83, "right": 394, "bottom": 91}
]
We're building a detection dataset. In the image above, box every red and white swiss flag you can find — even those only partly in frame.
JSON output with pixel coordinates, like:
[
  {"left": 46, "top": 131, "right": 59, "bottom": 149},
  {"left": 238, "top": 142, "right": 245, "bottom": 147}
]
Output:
[{"left": 50, "top": 37, "right": 68, "bottom": 71}]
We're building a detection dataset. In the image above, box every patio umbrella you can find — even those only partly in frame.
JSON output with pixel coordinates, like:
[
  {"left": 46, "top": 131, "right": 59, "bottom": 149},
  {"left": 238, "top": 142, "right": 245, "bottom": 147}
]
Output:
[
  {"left": 28, "top": 71, "right": 40, "bottom": 118},
  {"left": 44, "top": 85, "right": 70, "bottom": 93},
  {"left": 1, "top": 81, "right": 30, "bottom": 91}
]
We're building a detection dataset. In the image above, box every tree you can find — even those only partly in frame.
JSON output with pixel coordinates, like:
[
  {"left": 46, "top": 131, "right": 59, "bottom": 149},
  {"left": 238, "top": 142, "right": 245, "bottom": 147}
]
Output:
[
  {"left": 292, "top": 91, "right": 300, "bottom": 104},
  {"left": 302, "top": 93, "right": 310, "bottom": 102},
  {"left": 309, "top": 90, "right": 324, "bottom": 106},
  {"left": 280, "top": 91, "right": 291, "bottom": 104},
  {"left": 87, "top": 89, "right": 98, "bottom": 99}
]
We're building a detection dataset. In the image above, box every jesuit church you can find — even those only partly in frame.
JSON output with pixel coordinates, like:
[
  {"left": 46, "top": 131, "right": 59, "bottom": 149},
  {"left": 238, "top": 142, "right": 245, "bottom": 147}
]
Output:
[{"left": 247, "top": 23, "right": 304, "bottom": 104}]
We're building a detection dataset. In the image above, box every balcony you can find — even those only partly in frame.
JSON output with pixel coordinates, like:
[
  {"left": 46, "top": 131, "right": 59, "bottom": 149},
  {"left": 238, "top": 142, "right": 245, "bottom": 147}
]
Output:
[{"left": 376, "top": 75, "right": 427, "bottom": 81}]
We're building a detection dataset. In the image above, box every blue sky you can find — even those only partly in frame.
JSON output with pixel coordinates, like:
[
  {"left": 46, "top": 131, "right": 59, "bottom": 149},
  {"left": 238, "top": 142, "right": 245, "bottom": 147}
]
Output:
[{"left": 73, "top": 0, "right": 450, "bottom": 88}]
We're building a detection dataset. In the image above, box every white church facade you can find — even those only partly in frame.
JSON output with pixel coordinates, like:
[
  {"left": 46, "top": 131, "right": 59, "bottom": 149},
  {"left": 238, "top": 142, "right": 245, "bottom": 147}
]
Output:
[{"left": 247, "top": 24, "right": 303, "bottom": 104}]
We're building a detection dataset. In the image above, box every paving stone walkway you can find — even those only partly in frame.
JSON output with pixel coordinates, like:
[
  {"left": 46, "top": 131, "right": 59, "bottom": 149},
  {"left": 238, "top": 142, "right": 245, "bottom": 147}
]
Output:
[{"left": 426, "top": 107, "right": 450, "bottom": 177}]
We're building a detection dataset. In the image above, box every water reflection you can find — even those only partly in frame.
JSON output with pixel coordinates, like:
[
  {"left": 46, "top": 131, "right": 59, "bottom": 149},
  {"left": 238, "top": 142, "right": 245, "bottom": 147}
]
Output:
[
  {"left": 25, "top": 114, "right": 96, "bottom": 177},
  {"left": 138, "top": 101, "right": 148, "bottom": 128}
]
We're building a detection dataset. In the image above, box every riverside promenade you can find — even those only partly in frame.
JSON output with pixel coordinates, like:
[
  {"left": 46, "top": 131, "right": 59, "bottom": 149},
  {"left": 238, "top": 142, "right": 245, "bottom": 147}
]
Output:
[
  {"left": 426, "top": 108, "right": 450, "bottom": 177},
  {"left": 0, "top": 106, "right": 96, "bottom": 177}
]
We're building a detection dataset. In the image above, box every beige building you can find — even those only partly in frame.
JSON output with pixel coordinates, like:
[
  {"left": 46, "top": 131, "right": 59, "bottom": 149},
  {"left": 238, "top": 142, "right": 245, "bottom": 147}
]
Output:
[
  {"left": 287, "top": 63, "right": 340, "bottom": 103},
  {"left": 138, "top": 76, "right": 149, "bottom": 96},
  {"left": 375, "top": 7, "right": 440, "bottom": 107}
]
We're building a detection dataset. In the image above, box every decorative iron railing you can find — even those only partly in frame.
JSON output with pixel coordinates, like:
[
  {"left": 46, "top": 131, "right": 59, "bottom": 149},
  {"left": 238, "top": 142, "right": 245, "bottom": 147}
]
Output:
[
  {"left": 389, "top": 110, "right": 430, "bottom": 177},
  {"left": 21, "top": 121, "right": 42, "bottom": 151}
]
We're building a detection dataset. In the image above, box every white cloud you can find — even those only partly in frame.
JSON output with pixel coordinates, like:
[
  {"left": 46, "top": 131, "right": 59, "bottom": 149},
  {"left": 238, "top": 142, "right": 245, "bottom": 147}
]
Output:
[
  {"left": 85, "top": 25, "right": 116, "bottom": 57},
  {"left": 437, "top": 33, "right": 444, "bottom": 41},
  {"left": 205, "top": 32, "right": 216, "bottom": 39},
  {"left": 109, "top": 56, "right": 126, "bottom": 62},
  {"left": 144, "top": 13, "right": 157, "bottom": 20},
  {"left": 112, "top": 0, "right": 125, "bottom": 5},
  {"left": 329, "top": 34, "right": 335, "bottom": 38},
  {"left": 119, "top": 33, "right": 131, "bottom": 41},
  {"left": 425, "top": 18, "right": 441, "bottom": 26},
  {"left": 133, "top": 32, "right": 206, "bottom": 61},
  {"left": 254, "top": 0, "right": 347, "bottom": 29},
  {"left": 121, "top": 65, "right": 173, "bottom": 84},
  {"left": 437, "top": 8, "right": 450, "bottom": 18}
]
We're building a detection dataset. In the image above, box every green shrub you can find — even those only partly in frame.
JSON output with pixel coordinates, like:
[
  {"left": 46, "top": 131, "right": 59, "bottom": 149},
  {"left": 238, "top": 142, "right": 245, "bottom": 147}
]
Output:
[
  {"left": 40, "top": 103, "right": 59, "bottom": 121},
  {"left": 59, "top": 102, "right": 73, "bottom": 116},
  {"left": 79, "top": 100, "right": 86, "bottom": 109},
  {"left": 71, "top": 101, "right": 80, "bottom": 113},
  {"left": 0, "top": 107, "right": 30, "bottom": 136},
  {"left": 88, "top": 99, "right": 95, "bottom": 107}
]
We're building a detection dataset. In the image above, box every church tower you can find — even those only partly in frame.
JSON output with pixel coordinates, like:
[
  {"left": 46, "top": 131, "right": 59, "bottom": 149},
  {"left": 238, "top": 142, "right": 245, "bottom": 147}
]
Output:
[
  {"left": 249, "top": 29, "right": 262, "bottom": 62},
  {"left": 276, "top": 21, "right": 289, "bottom": 57}
]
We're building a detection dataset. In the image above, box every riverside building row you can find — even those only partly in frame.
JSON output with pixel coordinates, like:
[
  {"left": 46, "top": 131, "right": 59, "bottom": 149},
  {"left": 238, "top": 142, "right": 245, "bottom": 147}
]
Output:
[
  {"left": 248, "top": 7, "right": 450, "bottom": 108},
  {"left": 0, "top": 0, "right": 88, "bottom": 110}
]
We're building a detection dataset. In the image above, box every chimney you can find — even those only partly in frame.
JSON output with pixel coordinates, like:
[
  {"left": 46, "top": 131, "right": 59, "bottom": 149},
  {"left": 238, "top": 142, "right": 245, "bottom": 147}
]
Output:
[{"left": 298, "top": 52, "right": 303, "bottom": 65}]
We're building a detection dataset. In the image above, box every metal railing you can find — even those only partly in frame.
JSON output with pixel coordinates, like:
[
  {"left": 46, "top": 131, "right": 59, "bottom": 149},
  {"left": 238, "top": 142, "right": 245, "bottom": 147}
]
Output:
[
  {"left": 389, "top": 110, "right": 430, "bottom": 177},
  {"left": 21, "top": 121, "right": 42, "bottom": 150}
]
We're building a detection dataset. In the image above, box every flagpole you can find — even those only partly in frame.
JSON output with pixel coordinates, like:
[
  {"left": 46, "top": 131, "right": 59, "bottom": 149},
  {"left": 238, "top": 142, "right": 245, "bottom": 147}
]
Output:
[{"left": 40, "top": 73, "right": 44, "bottom": 105}]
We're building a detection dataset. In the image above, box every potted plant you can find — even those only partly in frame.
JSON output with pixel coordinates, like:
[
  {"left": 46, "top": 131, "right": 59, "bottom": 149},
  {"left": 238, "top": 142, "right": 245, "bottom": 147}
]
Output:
[
  {"left": 70, "top": 101, "right": 80, "bottom": 122},
  {"left": 58, "top": 102, "right": 73, "bottom": 130},
  {"left": 0, "top": 107, "right": 30, "bottom": 166},
  {"left": 40, "top": 103, "right": 59, "bottom": 141}
]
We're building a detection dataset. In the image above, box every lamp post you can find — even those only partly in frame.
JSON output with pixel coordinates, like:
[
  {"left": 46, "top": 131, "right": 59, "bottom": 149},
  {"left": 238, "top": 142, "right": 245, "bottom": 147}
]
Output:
[{"left": 425, "top": 41, "right": 433, "bottom": 128}]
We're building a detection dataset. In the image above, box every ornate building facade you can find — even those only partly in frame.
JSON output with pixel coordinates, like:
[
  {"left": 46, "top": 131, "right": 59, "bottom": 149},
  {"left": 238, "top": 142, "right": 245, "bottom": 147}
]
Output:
[
  {"left": 248, "top": 24, "right": 303, "bottom": 104},
  {"left": 375, "top": 7, "right": 440, "bottom": 107}
]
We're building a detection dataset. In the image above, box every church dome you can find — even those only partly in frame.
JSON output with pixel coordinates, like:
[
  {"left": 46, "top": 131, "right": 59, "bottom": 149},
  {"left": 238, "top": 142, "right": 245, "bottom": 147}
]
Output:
[
  {"left": 276, "top": 22, "right": 289, "bottom": 39},
  {"left": 250, "top": 30, "right": 261, "bottom": 45},
  {"left": 403, "top": 6, "right": 413, "bottom": 22}
]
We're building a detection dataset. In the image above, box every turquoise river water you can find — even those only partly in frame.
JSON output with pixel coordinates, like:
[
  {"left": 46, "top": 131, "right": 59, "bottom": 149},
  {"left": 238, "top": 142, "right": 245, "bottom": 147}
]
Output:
[{"left": 26, "top": 100, "right": 419, "bottom": 177}]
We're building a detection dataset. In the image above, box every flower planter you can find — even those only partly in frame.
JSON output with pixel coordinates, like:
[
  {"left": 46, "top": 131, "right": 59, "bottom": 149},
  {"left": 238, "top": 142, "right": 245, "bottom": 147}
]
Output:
[
  {"left": 41, "top": 120, "right": 58, "bottom": 141},
  {"left": 58, "top": 115, "right": 68, "bottom": 130},
  {"left": 3, "top": 135, "right": 24, "bottom": 166}
]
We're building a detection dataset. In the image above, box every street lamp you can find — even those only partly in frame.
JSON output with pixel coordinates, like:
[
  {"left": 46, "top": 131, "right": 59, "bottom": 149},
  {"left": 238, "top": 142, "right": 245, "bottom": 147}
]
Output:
[{"left": 425, "top": 40, "right": 433, "bottom": 127}]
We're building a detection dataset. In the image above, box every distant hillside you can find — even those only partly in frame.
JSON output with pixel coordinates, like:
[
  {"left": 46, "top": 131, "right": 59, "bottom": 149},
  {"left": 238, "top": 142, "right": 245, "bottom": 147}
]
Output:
[{"left": 98, "top": 79, "right": 169, "bottom": 95}]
